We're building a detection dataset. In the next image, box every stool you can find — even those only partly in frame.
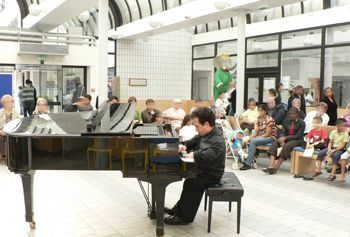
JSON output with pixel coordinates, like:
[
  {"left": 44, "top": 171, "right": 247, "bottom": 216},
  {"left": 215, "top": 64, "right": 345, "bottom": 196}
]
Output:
[{"left": 204, "top": 172, "right": 244, "bottom": 234}]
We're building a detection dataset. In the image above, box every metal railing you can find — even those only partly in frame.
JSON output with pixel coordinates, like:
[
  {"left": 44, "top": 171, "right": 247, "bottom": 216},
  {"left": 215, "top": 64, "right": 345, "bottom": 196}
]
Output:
[{"left": 0, "top": 29, "right": 96, "bottom": 46}]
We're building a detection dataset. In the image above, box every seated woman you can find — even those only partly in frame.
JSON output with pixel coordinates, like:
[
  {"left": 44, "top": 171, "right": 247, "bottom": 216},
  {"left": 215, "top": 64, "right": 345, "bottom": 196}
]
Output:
[
  {"left": 263, "top": 108, "right": 305, "bottom": 174},
  {"left": 291, "top": 98, "right": 305, "bottom": 119},
  {"left": 33, "top": 98, "right": 49, "bottom": 115},
  {"left": 240, "top": 104, "right": 277, "bottom": 170},
  {"left": 0, "top": 95, "right": 21, "bottom": 159},
  {"left": 179, "top": 115, "right": 198, "bottom": 142}
]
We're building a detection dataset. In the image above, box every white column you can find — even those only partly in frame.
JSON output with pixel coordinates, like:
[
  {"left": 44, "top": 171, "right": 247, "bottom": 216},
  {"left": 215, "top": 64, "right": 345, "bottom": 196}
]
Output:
[
  {"left": 97, "top": 0, "right": 109, "bottom": 104},
  {"left": 236, "top": 10, "right": 246, "bottom": 115}
]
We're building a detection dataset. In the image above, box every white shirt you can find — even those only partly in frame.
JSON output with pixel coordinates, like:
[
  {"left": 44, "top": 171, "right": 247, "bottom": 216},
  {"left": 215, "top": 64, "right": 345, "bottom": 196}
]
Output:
[
  {"left": 179, "top": 125, "right": 198, "bottom": 142},
  {"left": 304, "top": 110, "right": 330, "bottom": 132},
  {"left": 305, "top": 94, "right": 314, "bottom": 106},
  {"left": 163, "top": 107, "right": 185, "bottom": 129},
  {"left": 215, "top": 98, "right": 229, "bottom": 115}
]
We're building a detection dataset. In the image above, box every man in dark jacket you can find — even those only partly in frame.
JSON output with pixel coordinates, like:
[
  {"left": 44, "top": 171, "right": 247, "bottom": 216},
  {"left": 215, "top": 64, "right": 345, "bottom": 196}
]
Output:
[
  {"left": 164, "top": 107, "right": 226, "bottom": 225},
  {"left": 267, "top": 97, "right": 286, "bottom": 126},
  {"left": 263, "top": 107, "right": 305, "bottom": 174},
  {"left": 71, "top": 77, "right": 86, "bottom": 103}
]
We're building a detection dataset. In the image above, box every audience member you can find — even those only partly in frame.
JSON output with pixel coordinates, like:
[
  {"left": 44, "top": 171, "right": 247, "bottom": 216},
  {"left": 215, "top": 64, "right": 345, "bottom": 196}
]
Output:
[
  {"left": 314, "top": 118, "right": 349, "bottom": 181},
  {"left": 128, "top": 96, "right": 142, "bottom": 123},
  {"left": 163, "top": 99, "right": 186, "bottom": 131},
  {"left": 240, "top": 104, "right": 277, "bottom": 170},
  {"left": 239, "top": 98, "right": 259, "bottom": 132},
  {"left": 267, "top": 97, "right": 285, "bottom": 126},
  {"left": 227, "top": 83, "right": 236, "bottom": 116},
  {"left": 152, "top": 110, "right": 164, "bottom": 125},
  {"left": 141, "top": 99, "right": 161, "bottom": 124},
  {"left": 208, "top": 98, "right": 219, "bottom": 118},
  {"left": 321, "top": 87, "right": 338, "bottom": 126},
  {"left": 304, "top": 116, "right": 327, "bottom": 151},
  {"left": 339, "top": 141, "right": 350, "bottom": 182},
  {"left": 215, "top": 92, "right": 229, "bottom": 118},
  {"left": 268, "top": 89, "right": 277, "bottom": 101},
  {"left": 304, "top": 102, "right": 329, "bottom": 133},
  {"left": 0, "top": 95, "right": 20, "bottom": 158},
  {"left": 109, "top": 95, "right": 120, "bottom": 104},
  {"left": 342, "top": 102, "right": 350, "bottom": 133},
  {"left": 71, "top": 77, "right": 86, "bottom": 103},
  {"left": 291, "top": 98, "right": 305, "bottom": 119},
  {"left": 33, "top": 98, "right": 49, "bottom": 115},
  {"left": 17, "top": 86, "right": 23, "bottom": 115},
  {"left": 179, "top": 115, "right": 198, "bottom": 142},
  {"left": 275, "top": 82, "right": 283, "bottom": 105},
  {"left": 22, "top": 79, "right": 37, "bottom": 117},
  {"left": 304, "top": 88, "right": 314, "bottom": 107},
  {"left": 77, "top": 94, "right": 93, "bottom": 111},
  {"left": 287, "top": 85, "right": 306, "bottom": 114},
  {"left": 263, "top": 108, "right": 305, "bottom": 174}
]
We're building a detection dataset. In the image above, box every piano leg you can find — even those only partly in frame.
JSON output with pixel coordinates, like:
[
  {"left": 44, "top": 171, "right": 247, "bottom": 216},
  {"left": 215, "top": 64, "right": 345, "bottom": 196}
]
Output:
[
  {"left": 20, "top": 171, "right": 36, "bottom": 229},
  {"left": 153, "top": 183, "right": 166, "bottom": 237},
  {"left": 149, "top": 185, "right": 156, "bottom": 220}
]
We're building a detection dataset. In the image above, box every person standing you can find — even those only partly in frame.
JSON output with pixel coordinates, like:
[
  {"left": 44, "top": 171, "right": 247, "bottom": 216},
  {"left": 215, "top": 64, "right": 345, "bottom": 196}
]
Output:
[
  {"left": 227, "top": 83, "right": 236, "bottom": 116},
  {"left": 0, "top": 95, "right": 20, "bottom": 158},
  {"left": 71, "top": 77, "right": 86, "bottom": 103},
  {"left": 22, "top": 79, "right": 37, "bottom": 117},
  {"left": 304, "top": 88, "right": 314, "bottom": 107},
  {"left": 17, "top": 86, "right": 23, "bottom": 115},
  {"left": 287, "top": 85, "right": 306, "bottom": 114},
  {"left": 275, "top": 83, "right": 284, "bottom": 105},
  {"left": 321, "top": 87, "right": 338, "bottom": 126},
  {"left": 164, "top": 107, "right": 225, "bottom": 225}
]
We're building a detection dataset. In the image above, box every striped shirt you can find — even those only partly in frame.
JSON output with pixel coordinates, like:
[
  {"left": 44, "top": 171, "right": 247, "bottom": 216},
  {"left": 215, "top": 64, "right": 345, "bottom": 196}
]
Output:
[
  {"left": 22, "top": 86, "right": 36, "bottom": 103},
  {"left": 257, "top": 115, "right": 277, "bottom": 139}
]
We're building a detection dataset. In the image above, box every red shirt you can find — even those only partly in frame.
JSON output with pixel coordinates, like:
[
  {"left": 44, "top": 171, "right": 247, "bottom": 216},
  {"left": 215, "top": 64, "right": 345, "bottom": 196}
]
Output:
[{"left": 307, "top": 128, "right": 327, "bottom": 144}]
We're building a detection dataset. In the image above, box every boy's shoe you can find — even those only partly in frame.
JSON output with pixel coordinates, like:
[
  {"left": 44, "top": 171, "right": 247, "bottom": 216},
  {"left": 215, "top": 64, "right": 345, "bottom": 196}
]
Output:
[
  {"left": 239, "top": 164, "right": 251, "bottom": 170},
  {"left": 252, "top": 159, "right": 258, "bottom": 169}
]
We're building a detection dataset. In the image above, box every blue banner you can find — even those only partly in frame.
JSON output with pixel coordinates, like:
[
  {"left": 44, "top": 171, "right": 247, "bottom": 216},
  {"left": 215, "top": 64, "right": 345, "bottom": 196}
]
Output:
[{"left": 0, "top": 73, "right": 13, "bottom": 109}]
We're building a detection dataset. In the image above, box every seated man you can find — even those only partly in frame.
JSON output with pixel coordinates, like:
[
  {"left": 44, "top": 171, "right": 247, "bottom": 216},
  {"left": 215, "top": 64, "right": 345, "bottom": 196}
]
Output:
[
  {"left": 141, "top": 99, "right": 161, "bottom": 124},
  {"left": 267, "top": 97, "right": 286, "bottom": 127},
  {"left": 163, "top": 99, "right": 185, "bottom": 131},
  {"left": 304, "top": 102, "right": 329, "bottom": 133},
  {"left": 33, "top": 98, "right": 49, "bottom": 115},
  {"left": 263, "top": 108, "right": 305, "bottom": 174},
  {"left": 64, "top": 95, "right": 93, "bottom": 112},
  {"left": 164, "top": 107, "right": 225, "bottom": 225},
  {"left": 109, "top": 95, "right": 120, "bottom": 105},
  {"left": 239, "top": 98, "right": 259, "bottom": 132}
]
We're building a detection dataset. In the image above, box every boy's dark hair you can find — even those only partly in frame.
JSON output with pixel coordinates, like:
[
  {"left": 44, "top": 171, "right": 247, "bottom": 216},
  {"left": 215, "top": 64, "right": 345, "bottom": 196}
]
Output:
[
  {"left": 128, "top": 96, "right": 137, "bottom": 103},
  {"left": 109, "top": 95, "right": 119, "bottom": 102},
  {"left": 146, "top": 99, "right": 155, "bottom": 104},
  {"left": 276, "top": 82, "right": 283, "bottom": 89},
  {"left": 218, "top": 91, "right": 225, "bottom": 95},
  {"left": 84, "top": 94, "right": 92, "bottom": 101},
  {"left": 312, "top": 116, "right": 323, "bottom": 123},
  {"left": 247, "top": 98, "right": 256, "bottom": 104},
  {"left": 258, "top": 104, "right": 268, "bottom": 112},
  {"left": 181, "top": 114, "right": 192, "bottom": 128},
  {"left": 269, "top": 88, "right": 277, "bottom": 96},
  {"left": 336, "top": 118, "right": 347, "bottom": 126},
  {"left": 191, "top": 107, "right": 215, "bottom": 127}
]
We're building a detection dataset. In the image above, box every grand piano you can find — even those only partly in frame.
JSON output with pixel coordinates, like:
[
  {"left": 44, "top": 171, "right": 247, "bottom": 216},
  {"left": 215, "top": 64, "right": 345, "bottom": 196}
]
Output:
[{"left": 3, "top": 101, "right": 194, "bottom": 237}]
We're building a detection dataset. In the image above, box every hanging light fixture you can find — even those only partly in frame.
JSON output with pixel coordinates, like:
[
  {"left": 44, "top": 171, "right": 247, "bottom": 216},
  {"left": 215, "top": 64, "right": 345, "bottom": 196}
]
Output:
[
  {"left": 78, "top": 11, "right": 90, "bottom": 22},
  {"left": 213, "top": 1, "right": 231, "bottom": 11},
  {"left": 110, "top": 30, "right": 123, "bottom": 39},
  {"left": 29, "top": 3, "right": 42, "bottom": 16}
]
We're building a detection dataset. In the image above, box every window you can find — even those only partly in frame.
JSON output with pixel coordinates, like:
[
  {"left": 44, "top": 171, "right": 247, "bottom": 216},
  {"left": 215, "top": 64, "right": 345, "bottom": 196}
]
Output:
[
  {"left": 193, "top": 44, "right": 215, "bottom": 58},
  {"left": 247, "top": 35, "right": 279, "bottom": 53},
  {"left": 247, "top": 53, "right": 278, "bottom": 68},
  {"left": 281, "top": 49, "right": 321, "bottom": 103},
  {"left": 331, "top": 0, "right": 350, "bottom": 7},
  {"left": 325, "top": 46, "right": 350, "bottom": 107},
  {"left": 283, "top": 2, "right": 302, "bottom": 17},
  {"left": 282, "top": 29, "right": 322, "bottom": 49},
  {"left": 192, "top": 59, "right": 214, "bottom": 100},
  {"left": 217, "top": 41, "right": 237, "bottom": 55},
  {"left": 303, "top": 0, "right": 323, "bottom": 13},
  {"left": 326, "top": 24, "right": 350, "bottom": 45}
]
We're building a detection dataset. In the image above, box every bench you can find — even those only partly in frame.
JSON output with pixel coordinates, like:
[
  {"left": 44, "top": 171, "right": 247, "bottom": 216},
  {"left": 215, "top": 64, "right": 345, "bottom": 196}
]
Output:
[{"left": 204, "top": 172, "right": 244, "bottom": 234}]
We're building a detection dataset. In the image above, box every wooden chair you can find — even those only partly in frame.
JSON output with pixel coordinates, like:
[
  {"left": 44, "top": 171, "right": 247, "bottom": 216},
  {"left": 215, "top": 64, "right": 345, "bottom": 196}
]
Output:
[
  {"left": 121, "top": 139, "right": 149, "bottom": 173},
  {"left": 86, "top": 138, "right": 115, "bottom": 169}
]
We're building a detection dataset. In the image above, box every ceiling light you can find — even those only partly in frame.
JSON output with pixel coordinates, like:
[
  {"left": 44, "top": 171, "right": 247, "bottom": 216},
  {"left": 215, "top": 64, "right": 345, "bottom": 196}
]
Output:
[
  {"left": 29, "top": 3, "right": 42, "bottom": 16},
  {"left": 214, "top": 1, "right": 231, "bottom": 11},
  {"left": 110, "top": 30, "right": 123, "bottom": 39},
  {"left": 78, "top": 11, "right": 90, "bottom": 22}
]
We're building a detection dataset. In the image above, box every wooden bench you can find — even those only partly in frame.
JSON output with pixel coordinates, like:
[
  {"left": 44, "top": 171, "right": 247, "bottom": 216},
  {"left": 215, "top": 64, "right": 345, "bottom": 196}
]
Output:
[{"left": 204, "top": 172, "right": 244, "bottom": 234}]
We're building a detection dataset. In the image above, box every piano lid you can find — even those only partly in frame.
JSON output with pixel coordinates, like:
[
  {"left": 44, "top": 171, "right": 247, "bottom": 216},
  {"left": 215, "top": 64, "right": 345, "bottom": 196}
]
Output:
[{"left": 3, "top": 102, "right": 136, "bottom": 137}]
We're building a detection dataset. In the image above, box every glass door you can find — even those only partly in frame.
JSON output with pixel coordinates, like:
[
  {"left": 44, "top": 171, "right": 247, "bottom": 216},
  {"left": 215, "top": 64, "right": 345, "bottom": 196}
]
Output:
[{"left": 245, "top": 73, "right": 279, "bottom": 107}]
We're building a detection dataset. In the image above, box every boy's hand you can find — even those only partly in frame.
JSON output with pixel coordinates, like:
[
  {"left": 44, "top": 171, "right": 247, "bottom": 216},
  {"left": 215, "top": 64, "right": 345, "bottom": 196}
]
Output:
[
  {"left": 278, "top": 137, "right": 287, "bottom": 144},
  {"left": 306, "top": 145, "right": 313, "bottom": 149}
]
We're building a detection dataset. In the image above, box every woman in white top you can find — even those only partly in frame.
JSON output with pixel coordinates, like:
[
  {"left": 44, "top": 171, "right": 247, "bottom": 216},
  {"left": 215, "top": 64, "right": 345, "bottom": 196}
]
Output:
[
  {"left": 179, "top": 115, "right": 198, "bottom": 142},
  {"left": 304, "top": 88, "right": 314, "bottom": 107},
  {"left": 0, "top": 95, "right": 20, "bottom": 158}
]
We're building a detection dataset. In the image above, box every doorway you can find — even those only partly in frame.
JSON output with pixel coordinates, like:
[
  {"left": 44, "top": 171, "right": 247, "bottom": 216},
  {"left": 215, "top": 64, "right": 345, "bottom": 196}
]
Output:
[{"left": 245, "top": 68, "right": 280, "bottom": 107}]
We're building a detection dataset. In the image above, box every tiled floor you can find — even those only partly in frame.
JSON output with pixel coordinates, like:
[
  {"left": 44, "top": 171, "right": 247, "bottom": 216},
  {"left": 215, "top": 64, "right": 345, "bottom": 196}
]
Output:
[{"left": 1, "top": 157, "right": 350, "bottom": 237}]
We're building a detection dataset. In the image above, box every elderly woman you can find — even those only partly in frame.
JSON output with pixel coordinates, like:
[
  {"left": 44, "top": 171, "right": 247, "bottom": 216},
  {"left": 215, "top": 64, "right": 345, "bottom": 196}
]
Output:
[
  {"left": 33, "top": 98, "right": 49, "bottom": 115},
  {"left": 292, "top": 98, "right": 306, "bottom": 119},
  {"left": 0, "top": 95, "right": 20, "bottom": 158},
  {"left": 240, "top": 104, "right": 277, "bottom": 170},
  {"left": 342, "top": 102, "right": 350, "bottom": 133}
]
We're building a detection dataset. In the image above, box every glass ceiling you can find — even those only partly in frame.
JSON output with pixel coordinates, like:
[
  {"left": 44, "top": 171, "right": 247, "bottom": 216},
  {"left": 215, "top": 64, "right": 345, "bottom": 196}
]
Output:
[{"left": 0, "top": 0, "right": 347, "bottom": 35}]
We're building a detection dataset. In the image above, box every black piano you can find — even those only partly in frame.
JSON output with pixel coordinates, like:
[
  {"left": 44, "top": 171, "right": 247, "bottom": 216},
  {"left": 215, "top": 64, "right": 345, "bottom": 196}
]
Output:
[{"left": 3, "top": 101, "right": 194, "bottom": 237}]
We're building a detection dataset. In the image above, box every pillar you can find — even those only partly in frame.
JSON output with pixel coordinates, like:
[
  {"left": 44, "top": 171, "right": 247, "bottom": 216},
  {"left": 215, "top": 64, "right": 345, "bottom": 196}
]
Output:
[{"left": 236, "top": 9, "right": 246, "bottom": 115}]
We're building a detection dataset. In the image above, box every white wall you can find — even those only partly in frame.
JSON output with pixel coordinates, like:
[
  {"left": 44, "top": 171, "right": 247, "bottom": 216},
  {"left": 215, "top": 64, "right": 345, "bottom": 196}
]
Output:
[{"left": 116, "top": 31, "right": 192, "bottom": 100}]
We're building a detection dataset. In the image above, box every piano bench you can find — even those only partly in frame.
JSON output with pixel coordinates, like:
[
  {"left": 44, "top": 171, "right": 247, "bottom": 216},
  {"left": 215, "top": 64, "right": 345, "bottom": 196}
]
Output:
[{"left": 204, "top": 172, "right": 244, "bottom": 234}]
